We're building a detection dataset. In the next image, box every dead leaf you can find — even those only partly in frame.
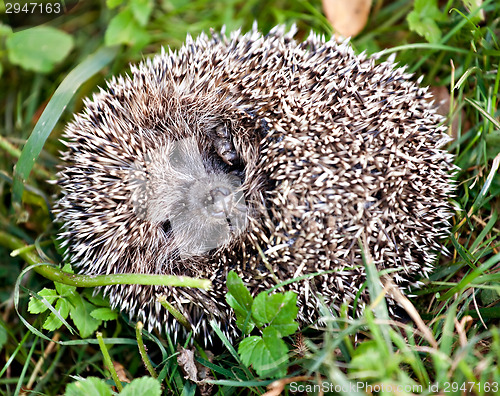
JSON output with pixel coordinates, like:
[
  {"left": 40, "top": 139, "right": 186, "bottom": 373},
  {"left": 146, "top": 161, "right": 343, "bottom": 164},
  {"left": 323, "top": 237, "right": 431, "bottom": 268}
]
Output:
[
  {"left": 322, "top": 0, "right": 371, "bottom": 38},
  {"left": 177, "top": 346, "right": 198, "bottom": 382},
  {"left": 263, "top": 376, "right": 314, "bottom": 396},
  {"left": 177, "top": 346, "right": 214, "bottom": 395},
  {"left": 113, "top": 362, "right": 131, "bottom": 384}
]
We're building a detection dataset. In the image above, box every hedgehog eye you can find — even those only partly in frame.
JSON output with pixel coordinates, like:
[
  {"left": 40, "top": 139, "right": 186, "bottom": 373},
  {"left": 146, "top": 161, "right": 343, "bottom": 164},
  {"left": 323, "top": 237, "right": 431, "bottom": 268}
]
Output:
[{"left": 161, "top": 219, "right": 172, "bottom": 234}]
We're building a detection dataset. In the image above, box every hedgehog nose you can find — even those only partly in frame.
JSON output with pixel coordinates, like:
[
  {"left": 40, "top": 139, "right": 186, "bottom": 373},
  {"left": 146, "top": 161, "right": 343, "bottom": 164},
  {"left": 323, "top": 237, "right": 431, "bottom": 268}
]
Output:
[{"left": 209, "top": 186, "right": 233, "bottom": 217}]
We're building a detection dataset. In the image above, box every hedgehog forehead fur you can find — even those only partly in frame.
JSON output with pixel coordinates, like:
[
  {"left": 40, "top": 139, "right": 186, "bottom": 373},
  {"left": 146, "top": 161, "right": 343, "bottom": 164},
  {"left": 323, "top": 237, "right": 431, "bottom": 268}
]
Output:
[{"left": 56, "top": 25, "right": 455, "bottom": 344}]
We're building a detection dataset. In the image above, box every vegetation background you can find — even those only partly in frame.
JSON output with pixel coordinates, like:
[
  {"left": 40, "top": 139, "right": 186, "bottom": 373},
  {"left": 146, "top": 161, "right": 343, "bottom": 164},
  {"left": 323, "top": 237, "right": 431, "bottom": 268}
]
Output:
[{"left": 0, "top": 0, "right": 499, "bottom": 395}]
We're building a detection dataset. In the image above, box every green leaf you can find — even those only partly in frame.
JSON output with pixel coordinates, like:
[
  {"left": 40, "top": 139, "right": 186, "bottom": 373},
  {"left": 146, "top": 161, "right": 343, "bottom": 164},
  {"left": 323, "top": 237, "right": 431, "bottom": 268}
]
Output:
[
  {"left": 226, "top": 271, "right": 255, "bottom": 334},
  {"left": 130, "top": 0, "right": 153, "bottom": 26},
  {"left": 43, "top": 298, "right": 71, "bottom": 331},
  {"left": 90, "top": 307, "right": 118, "bottom": 321},
  {"left": 267, "top": 292, "right": 299, "bottom": 337},
  {"left": 407, "top": 13, "right": 442, "bottom": 43},
  {"left": 406, "top": 0, "right": 444, "bottom": 43},
  {"left": 83, "top": 290, "right": 111, "bottom": 307},
  {"left": 0, "top": 23, "right": 13, "bottom": 37},
  {"left": 69, "top": 294, "right": 102, "bottom": 338},
  {"left": 106, "top": 0, "right": 124, "bottom": 9},
  {"left": 252, "top": 291, "right": 299, "bottom": 336},
  {"left": 6, "top": 26, "right": 74, "bottom": 73},
  {"left": 226, "top": 271, "right": 253, "bottom": 312},
  {"left": 238, "top": 327, "right": 289, "bottom": 378},
  {"left": 105, "top": 9, "right": 150, "bottom": 47},
  {"left": 350, "top": 340, "right": 388, "bottom": 376},
  {"left": 28, "top": 288, "right": 58, "bottom": 314},
  {"left": 462, "top": 0, "right": 485, "bottom": 24},
  {"left": 12, "top": 45, "right": 119, "bottom": 206},
  {"left": 65, "top": 377, "right": 112, "bottom": 396},
  {"left": 121, "top": 377, "right": 162, "bottom": 396},
  {"left": 480, "top": 288, "right": 500, "bottom": 306},
  {"left": 238, "top": 336, "right": 261, "bottom": 365},
  {"left": 55, "top": 264, "right": 77, "bottom": 296}
]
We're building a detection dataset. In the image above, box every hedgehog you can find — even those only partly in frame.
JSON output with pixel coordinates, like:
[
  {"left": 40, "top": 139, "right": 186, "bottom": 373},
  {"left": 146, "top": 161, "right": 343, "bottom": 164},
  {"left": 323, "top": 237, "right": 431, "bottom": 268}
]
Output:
[{"left": 55, "top": 25, "right": 455, "bottom": 344}]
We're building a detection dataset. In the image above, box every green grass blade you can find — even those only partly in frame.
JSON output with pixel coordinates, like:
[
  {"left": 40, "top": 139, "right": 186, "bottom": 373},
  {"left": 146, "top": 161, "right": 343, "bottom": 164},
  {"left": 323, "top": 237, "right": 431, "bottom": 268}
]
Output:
[
  {"left": 14, "top": 334, "right": 39, "bottom": 395},
  {"left": 465, "top": 97, "right": 500, "bottom": 130},
  {"left": 12, "top": 45, "right": 119, "bottom": 206},
  {"left": 470, "top": 211, "right": 498, "bottom": 253},
  {"left": 441, "top": 252, "right": 500, "bottom": 300}
]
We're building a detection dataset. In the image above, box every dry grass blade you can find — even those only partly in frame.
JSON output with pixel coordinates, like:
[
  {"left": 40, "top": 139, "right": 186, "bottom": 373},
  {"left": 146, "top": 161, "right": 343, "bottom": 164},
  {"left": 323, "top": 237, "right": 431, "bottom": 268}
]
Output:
[{"left": 387, "top": 280, "right": 438, "bottom": 349}]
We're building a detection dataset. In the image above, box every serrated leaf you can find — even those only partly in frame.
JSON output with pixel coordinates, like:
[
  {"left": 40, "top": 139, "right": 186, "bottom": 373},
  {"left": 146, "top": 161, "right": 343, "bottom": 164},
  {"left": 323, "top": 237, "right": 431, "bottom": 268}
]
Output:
[
  {"left": 268, "top": 295, "right": 299, "bottom": 337},
  {"left": 406, "top": 0, "right": 444, "bottom": 43},
  {"left": 238, "top": 327, "right": 289, "bottom": 378},
  {"left": 238, "top": 336, "right": 263, "bottom": 366},
  {"left": 43, "top": 298, "right": 71, "bottom": 331},
  {"left": 82, "top": 289, "right": 110, "bottom": 307},
  {"left": 65, "top": 377, "right": 112, "bottom": 396},
  {"left": 226, "top": 271, "right": 253, "bottom": 313},
  {"left": 234, "top": 315, "right": 255, "bottom": 335},
  {"left": 252, "top": 291, "right": 299, "bottom": 336},
  {"left": 28, "top": 288, "right": 58, "bottom": 314},
  {"left": 226, "top": 271, "right": 255, "bottom": 333},
  {"left": 121, "top": 377, "right": 162, "bottom": 396},
  {"left": 130, "top": 0, "right": 153, "bottom": 26},
  {"left": 407, "top": 13, "right": 442, "bottom": 43},
  {"left": 104, "top": 9, "right": 150, "bottom": 47},
  {"left": 90, "top": 307, "right": 118, "bottom": 321},
  {"left": 252, "top": 292, "right": 282, "bottom": 323},
  {"left": 6, "top": 26, "right": 74, "bottom": 73},
  {"left": 69, "top": 294, "right": 102, "bottom": 338}
]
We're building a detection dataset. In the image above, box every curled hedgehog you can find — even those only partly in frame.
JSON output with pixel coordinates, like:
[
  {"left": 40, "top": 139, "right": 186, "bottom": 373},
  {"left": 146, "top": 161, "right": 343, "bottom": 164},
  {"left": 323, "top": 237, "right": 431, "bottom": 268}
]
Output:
[{"left": 56, "top": 26, "right": 455, "bottom": 344}]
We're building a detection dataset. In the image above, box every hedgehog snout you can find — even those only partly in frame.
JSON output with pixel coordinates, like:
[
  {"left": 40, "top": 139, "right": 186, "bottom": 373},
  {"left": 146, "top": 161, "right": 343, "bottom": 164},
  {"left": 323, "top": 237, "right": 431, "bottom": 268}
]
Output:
[
  {"left": 197, "top": 181, "right": 246, "bottom": 220},
  {"left": 206, "top": 186, "right": 233, "bottom": 218}
]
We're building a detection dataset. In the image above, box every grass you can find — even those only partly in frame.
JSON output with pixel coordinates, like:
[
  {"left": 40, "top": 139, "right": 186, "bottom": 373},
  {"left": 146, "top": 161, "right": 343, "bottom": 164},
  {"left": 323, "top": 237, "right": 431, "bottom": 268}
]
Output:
[{"left": 1, "top": 0, "right": 499, "bottom": 395}]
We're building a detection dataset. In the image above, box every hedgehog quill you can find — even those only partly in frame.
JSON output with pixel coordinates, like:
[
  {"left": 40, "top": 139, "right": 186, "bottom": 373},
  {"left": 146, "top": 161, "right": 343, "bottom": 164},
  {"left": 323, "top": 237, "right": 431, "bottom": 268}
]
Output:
[{"left": 56, "top": 26, "right": 455, "bottom": 344}]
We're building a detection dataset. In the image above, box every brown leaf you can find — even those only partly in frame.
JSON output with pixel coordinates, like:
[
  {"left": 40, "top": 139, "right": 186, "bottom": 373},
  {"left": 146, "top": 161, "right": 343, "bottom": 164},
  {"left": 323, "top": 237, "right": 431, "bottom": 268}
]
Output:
[
  {"left": 177, "top": 346, "right": 198, "bottom": 382},
  {"left": 177, "top": 346, "right": 214, "bottom": 395},
  {"left": 113, "top": 361, "right": 131, "bottom": 384},
  {"left": 322, "top": 0, "right": 371, "bottom": 38}
]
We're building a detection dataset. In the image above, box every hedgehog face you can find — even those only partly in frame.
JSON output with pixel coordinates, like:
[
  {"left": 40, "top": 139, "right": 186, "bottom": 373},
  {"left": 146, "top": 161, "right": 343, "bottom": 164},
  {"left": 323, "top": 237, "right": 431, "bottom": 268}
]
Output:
[
  {"left": 169, "top": 175, "right": 248, "bottom": 258},
  {"left": 129, "top": 136, "right": 248, "bottom": 258}
]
